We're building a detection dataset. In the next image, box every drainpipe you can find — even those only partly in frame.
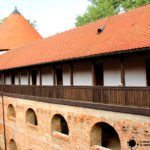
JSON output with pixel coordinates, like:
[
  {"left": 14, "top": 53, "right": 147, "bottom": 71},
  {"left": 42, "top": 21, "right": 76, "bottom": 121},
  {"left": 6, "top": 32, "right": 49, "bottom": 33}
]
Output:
[{"left": 1, "top": 92, "right": 7, "bottom": 150}]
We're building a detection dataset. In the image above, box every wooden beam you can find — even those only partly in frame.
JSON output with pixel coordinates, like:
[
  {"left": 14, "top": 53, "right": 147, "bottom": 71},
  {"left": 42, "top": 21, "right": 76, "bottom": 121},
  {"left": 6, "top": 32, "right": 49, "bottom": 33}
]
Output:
[
  {"left": 120, "top": 56, "right": 125, "bottom": 86},
  {"left": 70, "top": 63, "right": 73, "bottom": 86}
]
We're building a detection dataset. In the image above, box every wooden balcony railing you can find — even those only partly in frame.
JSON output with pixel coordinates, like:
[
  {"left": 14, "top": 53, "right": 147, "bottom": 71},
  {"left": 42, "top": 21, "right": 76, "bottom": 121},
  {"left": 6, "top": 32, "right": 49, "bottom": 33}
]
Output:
[{"left": 0, "top": 84, "right": 150, "bottom": 109}]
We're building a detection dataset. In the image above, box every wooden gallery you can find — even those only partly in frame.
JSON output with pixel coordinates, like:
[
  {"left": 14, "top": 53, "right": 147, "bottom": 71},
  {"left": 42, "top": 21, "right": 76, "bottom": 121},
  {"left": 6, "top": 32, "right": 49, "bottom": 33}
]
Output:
[{"left": 0, "top": 5, "right": 150, "bottom": 150}]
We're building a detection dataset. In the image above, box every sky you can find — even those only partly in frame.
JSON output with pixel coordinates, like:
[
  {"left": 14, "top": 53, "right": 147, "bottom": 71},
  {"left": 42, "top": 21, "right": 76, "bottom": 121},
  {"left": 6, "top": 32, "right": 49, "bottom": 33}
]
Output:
[{"left": 0, "top": 0, "right": 90, "bottom": 38}]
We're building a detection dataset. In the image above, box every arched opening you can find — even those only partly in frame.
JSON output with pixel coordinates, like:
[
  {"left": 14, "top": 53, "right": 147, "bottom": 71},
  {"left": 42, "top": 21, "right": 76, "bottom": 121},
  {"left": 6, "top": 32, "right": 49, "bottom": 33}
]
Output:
[
  {"left": 7, "top": 104, "right": 16, "bottom": 118},
  {"left": 9, "top": 139, "right": 17, "bottom": 150},
  {"left": 51, "top": 114, "right": 69, "bottom": 135},
  {"left": 90, "top": 122, "right": 121, "bottom": 150},
  {"left": 26, "top": 108, "right": 38, "bottom": 125}
]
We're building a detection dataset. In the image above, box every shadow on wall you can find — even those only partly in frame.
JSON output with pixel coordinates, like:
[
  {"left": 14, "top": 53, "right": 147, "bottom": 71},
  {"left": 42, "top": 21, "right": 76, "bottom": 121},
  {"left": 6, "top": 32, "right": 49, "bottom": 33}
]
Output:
[
  {"left": 90, "top": 122, "right": 121, "bottom": 150},
  {"left": 9, "top": 139, "right": 17, "bottom": 150}
]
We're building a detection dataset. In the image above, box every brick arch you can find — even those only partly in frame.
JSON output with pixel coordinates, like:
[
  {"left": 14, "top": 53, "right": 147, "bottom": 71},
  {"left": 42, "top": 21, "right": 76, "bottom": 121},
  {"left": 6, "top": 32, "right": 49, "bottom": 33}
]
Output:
[
  {"left": 51, "top": 114, "right": 69, "bottom": 135},
  {"left": 9, "top": 139, "right": 17, "bottom": 150},
  {"left": 7, "top": 104, "right": 16, "bottom": 118},
  {"left": 90, "top": 122, "right": 121, "bottom": 150},
  {"left": 26, "top": 108, "right": 38, "bottom": 126}
]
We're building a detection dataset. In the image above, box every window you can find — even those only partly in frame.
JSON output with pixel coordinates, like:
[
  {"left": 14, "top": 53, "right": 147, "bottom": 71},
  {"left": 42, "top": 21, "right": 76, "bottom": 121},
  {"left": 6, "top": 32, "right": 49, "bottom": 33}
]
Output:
[
  {"left": 9, "top": 139, "right": 17, "bottom": 150},
  {"left": 51, "top": 114, "right": 69, "bottom": 135},
  {"left": 31, "top": 70, "right": 37, "bottom": 85},
  {"left": 146, "top": 59, "right": 150, "bottom": 86},
  {"left": 7, "top": 104, "right": 16, "bottom": 118},
  {"left": 56, "top": 68, "right": 63, "bottom": 85},
  {"left": 93, "top": 64, "right": 103, "bottom": 85},
  {"left": 26, "top": 108, "right": 38, "bottom": 126},
  {"left": 90, "top": 122, "right": 121, "bottom": 149}
]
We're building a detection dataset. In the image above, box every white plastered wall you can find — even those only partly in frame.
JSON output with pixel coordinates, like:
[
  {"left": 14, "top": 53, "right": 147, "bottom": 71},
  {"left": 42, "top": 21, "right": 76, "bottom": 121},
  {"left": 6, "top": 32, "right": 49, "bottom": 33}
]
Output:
[
  {"left": 73, "top": 62, "right": 92, "bottom": 86},
  {"left": 5, "top": 74, "right": 11, "bottom": 85},
  {"left": 103, "top": 57, "right": 122, "bottom": 86},
  {"left": 21, "top": 72, "right": 28, "bottom": 85},
  {"left": 63, "top": 64, "right": 70, "bottom": 86},
  {"left": 41, "top": 67, "right": 53, "bottom": 85},
  {"left": 15, "top": 74, "right": 19, "bottom": 85},
  {"left": 125, "top": 55, "right": 146, "bottom": 86}
]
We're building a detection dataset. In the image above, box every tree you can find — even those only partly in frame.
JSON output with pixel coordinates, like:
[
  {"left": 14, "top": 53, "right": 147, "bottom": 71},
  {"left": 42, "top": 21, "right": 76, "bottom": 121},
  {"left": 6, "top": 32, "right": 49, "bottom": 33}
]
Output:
[
  {"left": 121, "top": 0, "right": 150, "bottom": 10},
  {"left": 0, "top": 17, "right": 7, "bottom": 24},
  {"left": 0, "top": 17, "right": 38, "bottom": 30},
  {"left": 27, "top": 19, "right": 37, "bottom": 30},
  {"left": 75, "top": 0, "right": 150, "bottom": 26}
]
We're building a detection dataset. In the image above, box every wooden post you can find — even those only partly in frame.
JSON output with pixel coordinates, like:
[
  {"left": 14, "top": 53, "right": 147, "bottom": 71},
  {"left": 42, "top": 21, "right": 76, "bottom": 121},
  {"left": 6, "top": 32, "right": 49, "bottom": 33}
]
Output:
[
  {"left": 3, "top": 72, "right": 5, "bottom": 84},
  {"left": 10, "top": 72, "right": 12, "bottom": 84},
  {"left": 120, "top": 56, "right": 125, "bottom": 86},
  {"left": 28, "top": 69, "right": 30, "bottom": 85},
  {"left": 70, "top": 63, "right": 73, "bottom": 86},
  {"left": 52, "top": 65, "right": 56, "bottom": 86},
  {"left": 92, "top": 62, "right": 95, "bottom": 86},
  {"left": 39, "top": 67, "right": 42, "bottom": 86},
  {"left": 1, "top": 72, "right": 4, "bottom": 84},
  {"left": 19, "top": 71, "right": 21, "bottom": 85}
]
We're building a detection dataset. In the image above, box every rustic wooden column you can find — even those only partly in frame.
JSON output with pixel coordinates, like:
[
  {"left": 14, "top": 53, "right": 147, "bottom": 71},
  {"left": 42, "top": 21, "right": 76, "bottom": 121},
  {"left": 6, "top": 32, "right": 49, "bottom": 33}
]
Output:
[
  {"left": 3, "top": 72, "right": 5, "bottom": 84},
  {"left": 1, "top": 72, "right": 4, "bottom": 84},
  {"left": 70, "top": 63, "right": 73, "bottom": 86},
  {"left": 28, "top": 69, "right": 30, "bottom": 85},
  {"left": 52, "top": 65, "right": 56, "bottom": 86},
  {"left": 39, "top": 67, "right": 42, "bottom": 86},
  {"left": 120, "top": 56, "right": 125, "bottom": 86},
  {"left": 91, "top": 62, "right": 95, "bottom": 86},
  {"left": 19, "top": 71, "right": 21, "bottom": 85}
]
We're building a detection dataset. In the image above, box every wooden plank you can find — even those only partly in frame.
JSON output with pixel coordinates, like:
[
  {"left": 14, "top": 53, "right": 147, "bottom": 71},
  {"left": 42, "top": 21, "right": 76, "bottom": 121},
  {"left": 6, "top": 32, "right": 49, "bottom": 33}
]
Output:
[{"left": 0, "top": 85, "right": 150, "bottom": 109}]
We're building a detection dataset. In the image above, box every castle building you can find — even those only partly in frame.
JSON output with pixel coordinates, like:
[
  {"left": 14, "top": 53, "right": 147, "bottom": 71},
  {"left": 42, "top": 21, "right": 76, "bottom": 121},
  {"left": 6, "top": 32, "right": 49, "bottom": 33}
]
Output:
[{"left": 0, "top": 5, "right": 150, "bottom": 150}]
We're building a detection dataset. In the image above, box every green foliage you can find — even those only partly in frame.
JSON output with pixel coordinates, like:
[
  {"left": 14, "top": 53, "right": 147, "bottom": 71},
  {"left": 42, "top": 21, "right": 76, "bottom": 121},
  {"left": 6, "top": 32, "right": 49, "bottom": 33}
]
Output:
[
  {"left": 75, "top": 0, "right": 150, "bottom": 26},
  {"left": 27, "top": 19, "right": 38, "bottom": 30},
  {"left": 0, "top": 17, "right": 7, "bottom": 24},
  {"left": 121, "top": 0, "right": 150, "bottom": 10}
]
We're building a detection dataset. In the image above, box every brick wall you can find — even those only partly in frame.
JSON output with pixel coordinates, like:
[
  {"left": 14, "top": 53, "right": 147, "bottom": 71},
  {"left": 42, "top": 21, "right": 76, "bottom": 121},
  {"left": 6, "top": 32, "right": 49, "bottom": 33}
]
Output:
[{"left": 0, "top": 96, "right": 150, "bottom": 150}]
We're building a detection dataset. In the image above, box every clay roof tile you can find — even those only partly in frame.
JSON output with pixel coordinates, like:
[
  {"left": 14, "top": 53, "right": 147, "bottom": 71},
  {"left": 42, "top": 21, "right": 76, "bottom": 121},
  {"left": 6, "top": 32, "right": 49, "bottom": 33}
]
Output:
[
  {"left": 0, "top": 7, "right": 42, "bottom": 50},
  {"left": 0, "top": 4, "right": 150, "bottom": 70}
]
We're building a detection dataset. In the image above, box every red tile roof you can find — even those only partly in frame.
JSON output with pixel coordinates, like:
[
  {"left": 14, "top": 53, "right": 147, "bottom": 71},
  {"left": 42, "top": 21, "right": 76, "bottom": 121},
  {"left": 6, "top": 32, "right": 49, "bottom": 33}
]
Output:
[
  {"left": 0, "top": 9, "right": 42, "bottom": 50},
  {"left": 0, "top": 4, "right": 150, "bottom": 70}
]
